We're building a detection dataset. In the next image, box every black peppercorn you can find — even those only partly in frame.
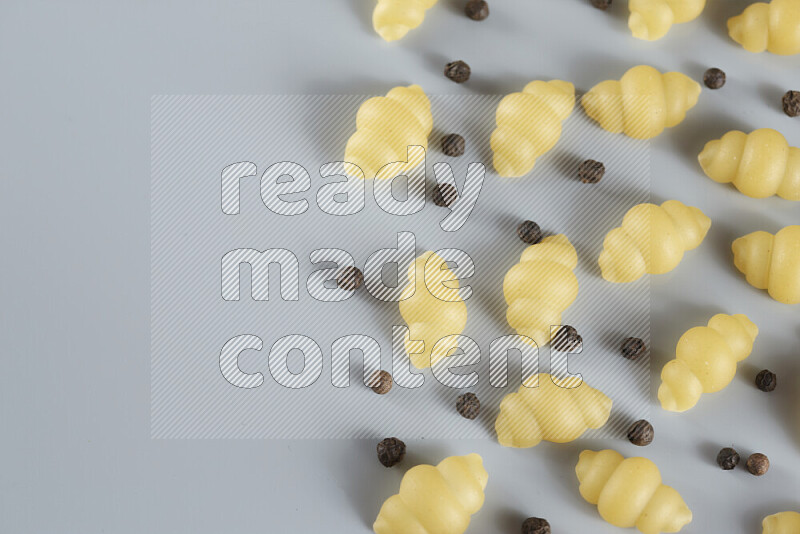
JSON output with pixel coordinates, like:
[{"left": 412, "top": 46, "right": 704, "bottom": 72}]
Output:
[
  {"left": 456, "top": 393, "right": 480, "bottom": 419},
  {"left": 716, "top": 447, "right": 740, "bottom": 470},
  {"left": 782, "top": 90, "right": 800, "bottom": 117},
  {"left": 621, "top": 337, "right": 646, "bottom": 360},
  {"left": 755, "top": 369, "right": 777, "bottom": 392},
  {"left": 465, "top": 0, "right": 489, "bottom": 20},
  {"left": 746, "top": 453, "right": 769, "bottom": 476},
  {"left": 444, "top": 61, "right": 471, "bottom": 83},
  {"left": 578, "top": 159, "right": 605, "bottom": 183},
  {"left": 432, "top": 183, "right": 458, "bottom": 207},
  {"left": 522, "top": 517, "right": 551, "bottom": 534},
  {"left": 552, "top": 325, "right": 582, "bottom": 352},
  {"left": 627, "top": 420, "right": 654, "bottom": 446},
  {"left": 337, "top": 266, "right": 364, "bottom": 291},
  {"left": 441, "top": 133, "right": 466, "bottom": 157},
  {"left": 590, "top": 0, "right": 611, "bottom": 10},
  {"left": 370, "top": 370, "right": 393, "bottom": 395},
  {"left": 703, "top": 68, "right": 726, "bottom": 89},
  {"left": 376, "top": 437, "right": 406, "bottom": 467},
  {"left": 517, "top": 220, "right": 543, "bottom": 244}
]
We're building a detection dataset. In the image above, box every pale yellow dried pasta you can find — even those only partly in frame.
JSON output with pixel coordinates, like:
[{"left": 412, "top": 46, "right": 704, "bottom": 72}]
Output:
[
  {"left": 698, "top": 128, "right": 800, "bottom": 200},
  {"left": 495, "top": 374, "right": 612, "bottom": 448},
  {"left": 503, "top": 235, "right": 578, "bottom": 348},
  {"left": 582, "top": 65, "right": 701, "bottom": 140},
  {"left": 598, "top": 200, "right": 711, "bottom": 283},
  {"left": 732, "top": 225, "right": 800, "bottom": 304},
  {"left": 373, "top": 0, "right": 438, "bottom": 42},
  {"left": 491, "top": 80, "right": 575, "bottom": 177},
  {"left": 763, "top": 511, "right": 800, "bottom": 534},
  {"left": 659, "top": 314, "right": 758, "bottom": 412},
  {"left": 628, "top": 0, "right": 706, "bottom": 41},
  {"left": 399, "top": 251, "right": 467, "bottom": 369},
  {"left": 344, "top": 85, "right": 432, "bottom": 180},
  {"left": 728, "top": 0, "right": 800, "bottom": 55},
  {"left": 373, "top": 454, "right": 488, "bottom": 534},
  {"left": 576, "top": 449, "right": 692, "bottom": 534}
]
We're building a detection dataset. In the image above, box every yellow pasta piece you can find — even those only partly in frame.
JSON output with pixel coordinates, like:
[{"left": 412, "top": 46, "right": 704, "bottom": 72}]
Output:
[
  {"left": 345, "top": 85, "right": 433, "bottom": 180},
  {"left": 599, "top": 200, "right": 711, "bottom": 283},
  {"left": 373, "top": 453, "right": 488, "bottom": 534},
  {"left": 582, "top": 65, "right": 701, "bottom": 140},
  {"left": 491, "top": 80, "right": 575, "bottom": 177},
  {"left": 763, "top": 511, "right": 800, "bottom": 534},
  {"left": 503, "top": 235, "right": 579, "bottom": 348},
  {"left": 399, "top": 251, "right": 467, "bottom": 369},
  {"left": 658, "top": 313, "right": 758, "bottom": 412},
  {"left": 698, "top": 129, "right": 800, "bottom": 200},
  {"left": 732, "top": 225, "right": 800, "bottom": 304},
  {"left": 495, "top": 373, "right": 612, "bottom": 448},
  {"left": 576, "top": 449, "right": 693, "bottom": 534},
  {"left": 727, "top": 0, "right": 800, "bottom": 55},
  {"left": 628, "top": 0, "right": 706, "bottom": 41},
  {"left": 373, "top": 0, "right": 438, "bottom": 42}
]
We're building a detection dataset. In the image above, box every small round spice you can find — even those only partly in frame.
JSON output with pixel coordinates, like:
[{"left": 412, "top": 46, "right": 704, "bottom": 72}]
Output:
[
  {"left": 590, "top": 0, "right": 612, "bottom": 10},
  {"left": 376, "top": 437, "right": 406, "bottom": 467},
  {"left": 716, "top": 447, "right": 740, "bottom": 470},
  {"left": 432, "top": 183, "right": 458, "bottom": 207},
  {"left": 336, "top": 266, "right": 364, "bottom": 291},
  {"left": 465, "top": 0, "right": 489, "bottom": 20},
  {"left": 456, "top": 392, "right": 480, "bottom": 419},
  {"left": 746, "top": 453, "right": 769, "bottom": 476},
  {"left": 627, "top": 419, "right": 654, "bottom": 446},
  {"left": 703, "top": 68, "right": 726, "bottom": 89},
  {"left": 444, "top": 60, "right": 471, "bottom": 83},
  {"left": 370, "top": 370, "right": 393, "bottom": 395},
  {"left": 755, "top": 369, "right": 777, "bottom": 392},
  {"left": 621, "top": 337, "right": 646, "bottom": 360},
  {"left": 552, "top": 325, "right": 582, "bottom": 352},
  {"left": 441, "top": 133, "right": 466, "bottom": 157},
  {"left": 522, "top": 517, "right": 551, "bottom": 534},
  {"left": 782, "top": 90, "right": 800, "bottom": 117},
  {"left": 517, "top": 220, "right": 543, "bottom": 244},
  {"left": 578, "top": 159, "right": 605, "bottom": 183}
]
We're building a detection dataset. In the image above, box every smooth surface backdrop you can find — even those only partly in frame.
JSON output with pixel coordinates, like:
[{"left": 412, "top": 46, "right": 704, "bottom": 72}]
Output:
[{"left": 1, "top": 0, "right": 798, "bottom": 532}]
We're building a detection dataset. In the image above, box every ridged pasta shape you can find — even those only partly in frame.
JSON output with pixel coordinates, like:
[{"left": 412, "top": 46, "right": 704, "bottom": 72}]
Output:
[
  {"left": 503, "top": 235, "right": 579, "bottom": 348},
  {"left": 732, "top": 225, "right": 800, "bottom": 304},
  {"left": 599, "top": 200, "right": 711, "bottom": 283},
  {"left": 658, "top": 314, "right": 759, "bottom": 412},
  {"left": 698, "top": 129, "right": 800, "bottom": 200},
  {"left": 399, "top": 251, "right": 467, "bottom": 369},
  {"left": 373, "top": 0, "right": 438, "bottom": 42},
  {"left": 763, "top": 511, "right": 800, "bottom": 534},
  {"left": 491, "top": 80, "right": 576, "bottom": 178},
  {"left": 345, "top": 85, "right": 433, "bottom": 180},
  {"left": 576, "top": 449, "right": 693, "bottom": 534},
  {"left": 727, "top": 0, "right": 800, "bottom": 55},
  {"left": 582, "top": 65, "right": 701, "bottom": 140},
  {"left": 628, "top": 0, "right": 706, "bottom": 41},
  {"left": 495, "top": 374, "right": 612, "bottom": 448},
  {"left": 373, "top": 454, "right": 488, "bottom": 534}
]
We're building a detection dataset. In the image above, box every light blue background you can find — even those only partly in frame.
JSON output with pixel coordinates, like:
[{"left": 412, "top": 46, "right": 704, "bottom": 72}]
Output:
[{"left": 1, "top": 0, "right": 798, "bottom": 532}]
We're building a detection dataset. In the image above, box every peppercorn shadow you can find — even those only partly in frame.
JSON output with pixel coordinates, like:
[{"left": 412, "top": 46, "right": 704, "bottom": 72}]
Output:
[
  {"left": 334, "top": 437, "right": 401, "bottom": 528},
  {"left": 757, "top": 82, "right": 787, "bottom": 113},
  {"left": 491, "top": 507, "right": 527, "bottom": 534},
  {"left": 346, "top": 0, "right": 379, "bottom": 37},
  {"left": 773, "top": 355, "right": 800, "bottom": 451}
]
